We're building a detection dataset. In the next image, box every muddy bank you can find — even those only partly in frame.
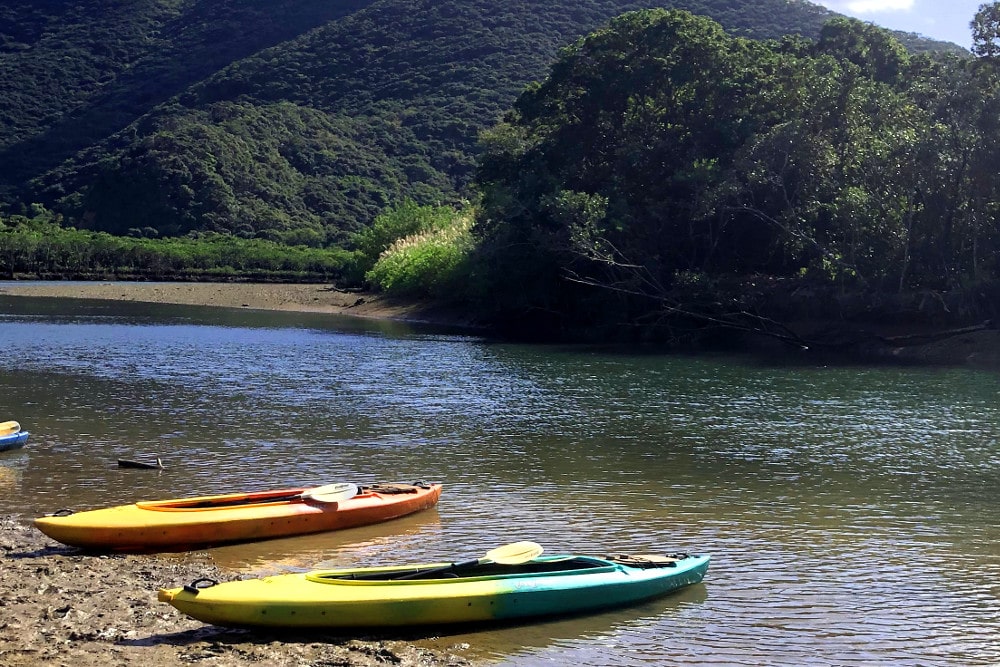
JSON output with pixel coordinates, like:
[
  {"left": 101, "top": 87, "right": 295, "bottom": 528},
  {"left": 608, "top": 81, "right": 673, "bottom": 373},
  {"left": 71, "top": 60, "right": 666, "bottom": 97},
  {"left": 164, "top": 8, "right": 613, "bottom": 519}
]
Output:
[
  {"left": 0, "top": 518, "right": 473, "bottom": 667},
  {"left": 0, "top": 281, "right": 482, "bottom": 330}
]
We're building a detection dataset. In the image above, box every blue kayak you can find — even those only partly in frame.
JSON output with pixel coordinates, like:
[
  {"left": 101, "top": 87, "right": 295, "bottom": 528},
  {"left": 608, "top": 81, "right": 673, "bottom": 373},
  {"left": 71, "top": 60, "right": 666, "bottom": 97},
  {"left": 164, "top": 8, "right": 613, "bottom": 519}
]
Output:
[{"left": 0, "top": 421, "right": 28, "bottom": 453}]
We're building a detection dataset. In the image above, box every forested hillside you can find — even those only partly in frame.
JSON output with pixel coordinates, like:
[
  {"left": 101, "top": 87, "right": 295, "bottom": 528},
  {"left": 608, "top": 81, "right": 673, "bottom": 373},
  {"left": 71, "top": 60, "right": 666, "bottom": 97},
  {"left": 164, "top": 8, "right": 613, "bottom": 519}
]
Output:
[
  {"left": 0, "top": 0, "right": 372, "bottom": 203},
  {"left": 0, "top": 0, "right": 962, "bottom": 243}
]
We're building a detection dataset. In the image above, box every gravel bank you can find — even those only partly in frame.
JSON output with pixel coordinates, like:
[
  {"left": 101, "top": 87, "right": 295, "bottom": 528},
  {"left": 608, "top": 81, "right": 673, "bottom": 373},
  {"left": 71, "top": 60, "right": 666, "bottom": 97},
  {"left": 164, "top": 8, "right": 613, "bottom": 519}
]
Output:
[{"left": 0, "top": 518, "right": 473, "bottom": 667}]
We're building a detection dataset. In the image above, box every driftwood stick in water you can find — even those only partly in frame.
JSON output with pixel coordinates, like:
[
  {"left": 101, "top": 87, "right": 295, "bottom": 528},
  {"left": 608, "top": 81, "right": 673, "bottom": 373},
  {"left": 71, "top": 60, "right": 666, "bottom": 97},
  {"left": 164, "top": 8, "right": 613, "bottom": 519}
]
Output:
[
  {"left": 879, "top": 322, "right": 993, "bottom": 347},
  {"left": 117, "top": 457, "right": 164, "bottom": 470}
]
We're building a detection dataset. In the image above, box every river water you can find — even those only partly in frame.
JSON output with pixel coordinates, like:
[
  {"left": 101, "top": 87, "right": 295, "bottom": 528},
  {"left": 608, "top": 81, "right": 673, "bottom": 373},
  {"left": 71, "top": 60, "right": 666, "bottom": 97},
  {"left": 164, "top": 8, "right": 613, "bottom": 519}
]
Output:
[{"left": 1, "top": 293, "right": 998, "bottom": 666}]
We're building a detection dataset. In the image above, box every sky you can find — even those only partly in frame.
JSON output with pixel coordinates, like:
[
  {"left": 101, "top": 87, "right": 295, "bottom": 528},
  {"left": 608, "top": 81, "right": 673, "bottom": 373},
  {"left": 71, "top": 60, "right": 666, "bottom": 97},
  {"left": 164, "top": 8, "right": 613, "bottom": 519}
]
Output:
[{"left": 811, "top": 1, "right": 985, "bottom": 50}]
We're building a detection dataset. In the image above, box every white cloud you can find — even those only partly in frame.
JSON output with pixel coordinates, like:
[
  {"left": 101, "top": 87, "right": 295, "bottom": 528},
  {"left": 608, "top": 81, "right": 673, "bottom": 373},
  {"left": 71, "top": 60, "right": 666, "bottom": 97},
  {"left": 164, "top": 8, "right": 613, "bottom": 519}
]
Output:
[{"left": 818, "top": 0, "right": 915, "bottom": 13}]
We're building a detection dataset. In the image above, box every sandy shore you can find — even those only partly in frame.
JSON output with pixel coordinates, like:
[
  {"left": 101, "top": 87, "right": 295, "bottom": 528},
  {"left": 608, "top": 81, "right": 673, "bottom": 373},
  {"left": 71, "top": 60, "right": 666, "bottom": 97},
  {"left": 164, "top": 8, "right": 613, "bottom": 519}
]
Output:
[
  {"left": 0, "top": 519, "right": 472, "bottom": 667},
  {"left": 0, "top": 281, "right": 480, "bottom": 329}
]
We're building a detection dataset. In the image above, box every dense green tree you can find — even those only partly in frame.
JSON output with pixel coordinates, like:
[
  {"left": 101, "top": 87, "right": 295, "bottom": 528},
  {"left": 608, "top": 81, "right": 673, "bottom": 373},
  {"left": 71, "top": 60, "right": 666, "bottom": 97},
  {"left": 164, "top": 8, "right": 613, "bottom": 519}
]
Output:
[
  {"left": 0, "top": 0, "right": 372, "bottom": 201},
  {"left": 475, "top": 11, "right": 777, "bottom": 332},
  {"left": 972, "top": 2, "right": 1000, "bottom": 57},
  {"left": 472, "top": 9, "right": 999, "bottom": 338},
  {"left": 816, "top": 17, "right": 911, "bottom": 85}
]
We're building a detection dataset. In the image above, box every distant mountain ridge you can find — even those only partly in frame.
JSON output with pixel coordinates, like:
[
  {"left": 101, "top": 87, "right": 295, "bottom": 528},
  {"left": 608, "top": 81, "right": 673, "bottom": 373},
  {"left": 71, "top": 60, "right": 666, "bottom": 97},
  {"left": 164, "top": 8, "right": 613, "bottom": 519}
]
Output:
[{"left": 0, "top": 0, "right": 966, "bottom": 242}]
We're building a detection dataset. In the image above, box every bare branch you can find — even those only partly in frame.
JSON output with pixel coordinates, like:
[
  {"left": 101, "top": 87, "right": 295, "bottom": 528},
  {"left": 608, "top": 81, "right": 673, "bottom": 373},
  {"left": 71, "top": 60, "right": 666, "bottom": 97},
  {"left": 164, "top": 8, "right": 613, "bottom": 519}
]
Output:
[{"left": 726, "top": 205, "right": 869, "bottom": 288}]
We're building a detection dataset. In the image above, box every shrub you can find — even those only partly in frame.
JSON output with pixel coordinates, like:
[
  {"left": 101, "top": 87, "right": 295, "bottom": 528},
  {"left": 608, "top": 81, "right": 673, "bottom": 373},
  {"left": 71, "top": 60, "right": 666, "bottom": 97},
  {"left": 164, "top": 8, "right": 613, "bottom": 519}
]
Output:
[
  {"left": 365, "top": 212, "right": 473, "bottom": 298},
  {"left": 344, "top": 200, "right": 458, "bottom": 284}
]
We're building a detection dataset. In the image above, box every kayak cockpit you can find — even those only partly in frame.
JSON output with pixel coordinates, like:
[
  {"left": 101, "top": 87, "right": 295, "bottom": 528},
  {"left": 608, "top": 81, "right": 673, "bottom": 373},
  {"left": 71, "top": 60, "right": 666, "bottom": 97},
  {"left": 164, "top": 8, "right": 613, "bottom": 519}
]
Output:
[
  {"left": 311, "top": 552, "right": 695, "bottom": 583},
  {"left": 136, "top": 489, "right": 310, "bottom": 511},
  {"left": 135, "top": 482, "right": 424, "bottom": 512},
  {"left": 312, "top": 556, "right": 617, "bottom": 583}
]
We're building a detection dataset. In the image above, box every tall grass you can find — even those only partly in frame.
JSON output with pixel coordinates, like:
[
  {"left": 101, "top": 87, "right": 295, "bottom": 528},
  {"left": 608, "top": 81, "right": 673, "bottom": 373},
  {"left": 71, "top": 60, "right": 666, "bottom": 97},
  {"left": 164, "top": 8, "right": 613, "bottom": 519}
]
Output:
[{"left": 365, "top": 210, "right": 474, "bottom": 298}]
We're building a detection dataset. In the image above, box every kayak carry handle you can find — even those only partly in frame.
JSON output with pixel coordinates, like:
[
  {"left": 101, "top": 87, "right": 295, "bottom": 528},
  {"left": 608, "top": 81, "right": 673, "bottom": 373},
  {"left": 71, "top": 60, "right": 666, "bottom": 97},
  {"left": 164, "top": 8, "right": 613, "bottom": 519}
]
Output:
[{"left": 183, "top": 578, "right": 218, "bottom": 594}]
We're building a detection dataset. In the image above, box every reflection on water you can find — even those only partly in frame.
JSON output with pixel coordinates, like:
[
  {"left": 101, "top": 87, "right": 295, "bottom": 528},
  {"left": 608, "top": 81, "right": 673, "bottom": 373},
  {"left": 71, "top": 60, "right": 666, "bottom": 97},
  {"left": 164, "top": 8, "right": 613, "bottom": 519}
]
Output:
[
  {"left": 210, "top": 508, "right": 444, "bottom": 573},
  {"left": 0, "top": 451, "right": 26, "bottom": 495},
  {"left": 2, "top": 293, "right": 1000, "bottom": 665}
]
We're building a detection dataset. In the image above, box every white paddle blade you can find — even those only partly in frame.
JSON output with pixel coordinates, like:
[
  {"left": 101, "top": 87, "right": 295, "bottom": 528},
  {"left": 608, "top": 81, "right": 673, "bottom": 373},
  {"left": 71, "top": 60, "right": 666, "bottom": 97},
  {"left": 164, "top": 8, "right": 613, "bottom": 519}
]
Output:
[
  {"left": 487, "top": 541, "right": 544, "bottom": 564},
  {"left": 303, "top": 482, "right": 358, "bottom": 503}
]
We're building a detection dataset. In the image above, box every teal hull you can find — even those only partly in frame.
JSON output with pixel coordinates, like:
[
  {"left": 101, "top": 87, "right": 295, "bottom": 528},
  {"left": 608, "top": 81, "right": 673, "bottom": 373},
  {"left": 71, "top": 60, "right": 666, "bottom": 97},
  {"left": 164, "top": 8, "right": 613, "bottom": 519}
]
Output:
[{"left": 487, "top": 554, "right": 710, "bottom": 620}]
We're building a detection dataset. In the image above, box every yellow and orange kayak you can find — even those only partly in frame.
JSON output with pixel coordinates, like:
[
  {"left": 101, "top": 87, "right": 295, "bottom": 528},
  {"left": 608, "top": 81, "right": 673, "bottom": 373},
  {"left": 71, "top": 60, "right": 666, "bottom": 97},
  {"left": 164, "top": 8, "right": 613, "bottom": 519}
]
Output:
[{"left": 34, "top": 481, "right": 441, "bottom": 552}]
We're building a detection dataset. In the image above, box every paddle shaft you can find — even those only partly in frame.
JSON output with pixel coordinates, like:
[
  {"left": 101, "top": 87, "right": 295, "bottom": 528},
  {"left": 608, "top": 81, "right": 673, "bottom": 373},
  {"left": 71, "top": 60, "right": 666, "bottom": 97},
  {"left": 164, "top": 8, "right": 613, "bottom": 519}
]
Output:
[
  {"left": 336, "top": 542, "right": 543, "bottom": 581},
  {"left": 394, "top": 558, "right": 482, "bottom": 580}
]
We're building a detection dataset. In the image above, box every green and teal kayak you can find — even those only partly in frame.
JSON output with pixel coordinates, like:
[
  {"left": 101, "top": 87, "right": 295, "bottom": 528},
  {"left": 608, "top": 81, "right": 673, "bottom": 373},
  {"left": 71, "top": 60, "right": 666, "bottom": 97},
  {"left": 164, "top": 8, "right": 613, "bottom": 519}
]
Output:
[{"left": 158, "top": 550, "right": 709, "bottom": 628}]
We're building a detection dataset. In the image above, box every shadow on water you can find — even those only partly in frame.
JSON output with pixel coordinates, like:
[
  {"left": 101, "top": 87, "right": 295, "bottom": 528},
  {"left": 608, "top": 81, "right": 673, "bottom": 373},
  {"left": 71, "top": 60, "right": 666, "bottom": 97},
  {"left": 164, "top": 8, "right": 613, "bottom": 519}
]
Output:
[{"left": 208, "top": 508, "right": 445, "bottom": 572}]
